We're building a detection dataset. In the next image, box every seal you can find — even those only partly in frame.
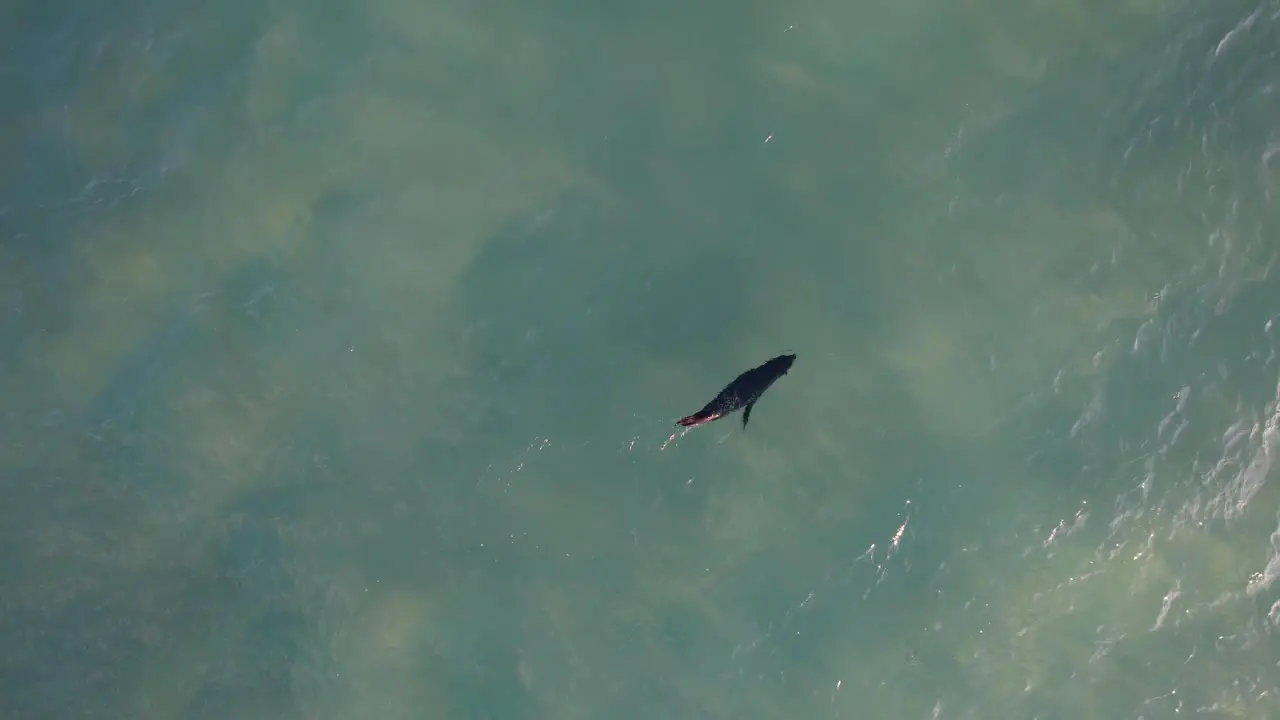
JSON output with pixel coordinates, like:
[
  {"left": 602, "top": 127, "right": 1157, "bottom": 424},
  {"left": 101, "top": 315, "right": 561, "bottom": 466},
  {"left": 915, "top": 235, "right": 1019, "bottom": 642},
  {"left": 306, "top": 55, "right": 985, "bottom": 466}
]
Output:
[{"left": 676, "top": 353, "right": 796, "bottom": 429}]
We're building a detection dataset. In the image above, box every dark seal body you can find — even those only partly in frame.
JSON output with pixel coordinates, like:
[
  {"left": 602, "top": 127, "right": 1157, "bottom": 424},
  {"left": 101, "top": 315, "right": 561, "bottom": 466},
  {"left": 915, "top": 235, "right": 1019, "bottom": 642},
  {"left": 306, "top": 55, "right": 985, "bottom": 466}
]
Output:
[{"left": 676, "top": 353, "right": 796, "bottom": 429}]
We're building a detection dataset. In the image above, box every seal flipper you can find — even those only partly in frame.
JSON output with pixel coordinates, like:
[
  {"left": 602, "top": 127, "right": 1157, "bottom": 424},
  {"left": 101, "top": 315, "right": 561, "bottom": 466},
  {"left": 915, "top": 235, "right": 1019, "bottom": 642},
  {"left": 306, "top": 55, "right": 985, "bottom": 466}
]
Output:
[
  {"left": 742, "top": 401, "right": 755, "bottom": 428},
  {"left": 678, "top": 411, "right": 721, "bottom": 428}
]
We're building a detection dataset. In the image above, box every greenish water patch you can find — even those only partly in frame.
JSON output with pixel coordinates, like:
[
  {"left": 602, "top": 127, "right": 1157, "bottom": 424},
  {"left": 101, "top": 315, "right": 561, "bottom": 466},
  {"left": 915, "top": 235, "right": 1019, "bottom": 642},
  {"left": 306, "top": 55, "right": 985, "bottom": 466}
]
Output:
[{"left": 4, "top": 0, "right": 1280, "bottom": 718}]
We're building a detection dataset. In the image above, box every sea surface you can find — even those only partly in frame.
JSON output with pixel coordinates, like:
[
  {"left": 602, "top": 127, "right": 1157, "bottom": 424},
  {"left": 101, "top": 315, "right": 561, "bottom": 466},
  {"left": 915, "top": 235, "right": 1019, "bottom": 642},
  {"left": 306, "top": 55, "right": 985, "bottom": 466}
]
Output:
[{"left": 4, "top": 0, "right": 1280, "bottom": 718}]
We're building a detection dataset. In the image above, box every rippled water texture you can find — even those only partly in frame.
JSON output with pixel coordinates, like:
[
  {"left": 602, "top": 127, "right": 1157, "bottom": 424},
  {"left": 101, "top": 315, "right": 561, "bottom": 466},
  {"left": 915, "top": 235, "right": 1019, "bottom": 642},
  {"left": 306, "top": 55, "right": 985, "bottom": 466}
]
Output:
[{"left": 4, "top": 0, "right": 1280, "bottom": 717}]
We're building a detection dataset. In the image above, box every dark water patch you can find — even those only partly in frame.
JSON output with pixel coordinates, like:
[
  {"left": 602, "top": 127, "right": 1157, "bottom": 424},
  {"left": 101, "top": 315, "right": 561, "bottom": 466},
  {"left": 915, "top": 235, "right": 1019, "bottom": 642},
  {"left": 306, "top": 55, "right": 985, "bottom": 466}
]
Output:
[
  {"left": 1, "top": 0, "right": 272, "bottom": 234},
  {"left": 0, "top": 590, "right": 154, "bottom": 719},
  {"left": 454, "top": 186, "right": 757, "bottom": 438},
  {"left": 76, "top": 257, "right": 288, "bottom": 428},
  {"left": 216, "top": 513, "right": 297, "bottom": 609},
  {"left": 183, "top": 610, "right": 314, "bottom": 720}
]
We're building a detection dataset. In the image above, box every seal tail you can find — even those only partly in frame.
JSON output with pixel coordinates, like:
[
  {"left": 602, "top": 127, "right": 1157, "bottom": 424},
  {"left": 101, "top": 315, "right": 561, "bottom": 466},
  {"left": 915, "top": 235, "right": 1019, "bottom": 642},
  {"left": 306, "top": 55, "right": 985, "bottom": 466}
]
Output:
[{"left": 676, "top": 412, "right": 721, "bottom": 428}]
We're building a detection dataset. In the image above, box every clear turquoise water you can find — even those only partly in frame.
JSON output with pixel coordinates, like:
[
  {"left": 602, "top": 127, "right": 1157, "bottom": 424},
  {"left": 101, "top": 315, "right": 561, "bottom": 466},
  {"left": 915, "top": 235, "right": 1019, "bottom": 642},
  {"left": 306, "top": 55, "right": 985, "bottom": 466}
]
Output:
[{"left": 4, "top": 0, "right": 1280, "bottom": 717}]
